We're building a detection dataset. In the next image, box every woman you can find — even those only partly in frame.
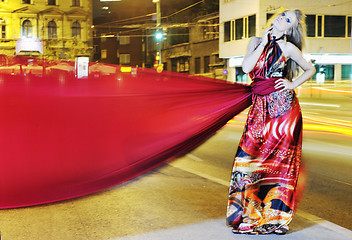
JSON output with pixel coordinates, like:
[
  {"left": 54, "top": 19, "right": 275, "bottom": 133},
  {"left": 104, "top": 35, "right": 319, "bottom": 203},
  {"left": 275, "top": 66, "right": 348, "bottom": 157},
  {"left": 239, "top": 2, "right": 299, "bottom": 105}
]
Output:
[{"left": 226, "top": 10, "right": 315, "bottom": 235}]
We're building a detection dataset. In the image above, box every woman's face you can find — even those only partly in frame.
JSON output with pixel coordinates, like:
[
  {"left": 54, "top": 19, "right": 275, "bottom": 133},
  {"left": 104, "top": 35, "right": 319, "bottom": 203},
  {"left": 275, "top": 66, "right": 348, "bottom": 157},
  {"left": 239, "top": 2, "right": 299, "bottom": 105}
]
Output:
[{"left": 272, "top": 11, "right": 298, "bottom": 33}]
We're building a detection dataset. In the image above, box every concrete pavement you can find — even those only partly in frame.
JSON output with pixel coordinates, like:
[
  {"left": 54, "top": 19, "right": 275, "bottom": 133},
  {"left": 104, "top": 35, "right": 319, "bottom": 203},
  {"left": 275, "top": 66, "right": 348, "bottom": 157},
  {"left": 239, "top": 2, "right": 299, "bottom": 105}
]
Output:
[{"left": 112, "top": 214, "right": 352, "bottom": 240}]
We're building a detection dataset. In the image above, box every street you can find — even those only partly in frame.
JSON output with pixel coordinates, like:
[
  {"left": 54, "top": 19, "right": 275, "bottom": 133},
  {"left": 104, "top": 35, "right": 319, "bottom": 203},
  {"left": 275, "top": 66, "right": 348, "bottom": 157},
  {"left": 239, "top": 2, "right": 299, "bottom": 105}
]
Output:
[{"left": 0, "top": 94, "right": 352, "bottom": 240}]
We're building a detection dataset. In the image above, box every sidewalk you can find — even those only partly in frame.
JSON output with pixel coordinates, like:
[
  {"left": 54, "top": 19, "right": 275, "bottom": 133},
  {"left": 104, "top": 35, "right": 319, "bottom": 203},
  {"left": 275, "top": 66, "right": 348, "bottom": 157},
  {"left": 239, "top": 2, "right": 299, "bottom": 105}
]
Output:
[
  {"left": 113, "top": 213, "right": 352, "bottom": 240},
  {"left": 1, "top": 157, "right": 351, "bottom": 240}
]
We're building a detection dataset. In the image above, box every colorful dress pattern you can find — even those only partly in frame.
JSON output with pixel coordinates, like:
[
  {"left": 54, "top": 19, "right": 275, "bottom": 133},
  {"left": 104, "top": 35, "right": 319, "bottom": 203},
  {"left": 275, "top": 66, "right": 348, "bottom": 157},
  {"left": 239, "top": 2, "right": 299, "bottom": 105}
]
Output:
[{"left": 226, "top": 37, "right": 303, "bottom": 234}]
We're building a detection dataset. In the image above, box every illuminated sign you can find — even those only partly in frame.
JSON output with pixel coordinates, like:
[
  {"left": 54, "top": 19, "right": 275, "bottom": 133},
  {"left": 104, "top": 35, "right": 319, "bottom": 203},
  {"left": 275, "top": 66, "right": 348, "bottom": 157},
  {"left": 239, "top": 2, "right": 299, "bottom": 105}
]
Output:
[
  {"left": 229, "top": 57, "right": 243, "bottom": 67},
  {"left": 15, "top": 38, "right": 43, "bottom": 55}
]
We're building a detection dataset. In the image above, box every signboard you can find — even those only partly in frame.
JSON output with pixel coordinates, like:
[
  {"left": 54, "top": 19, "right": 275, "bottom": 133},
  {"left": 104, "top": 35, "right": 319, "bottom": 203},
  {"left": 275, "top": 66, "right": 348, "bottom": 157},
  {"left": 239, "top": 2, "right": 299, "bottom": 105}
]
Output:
[
  {"left": 16, "top": 38, "right": 43, "bottom": 55},
  {"left": 75, "top": 56, "right": 89, "bottom": 79}
]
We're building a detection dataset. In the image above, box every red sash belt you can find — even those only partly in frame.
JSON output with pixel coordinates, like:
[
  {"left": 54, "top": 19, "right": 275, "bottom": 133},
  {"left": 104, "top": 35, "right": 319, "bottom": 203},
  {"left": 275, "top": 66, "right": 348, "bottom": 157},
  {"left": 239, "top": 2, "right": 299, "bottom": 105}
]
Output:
[{"left": 250, "top": 77, "right": 283, "bottom": 95}]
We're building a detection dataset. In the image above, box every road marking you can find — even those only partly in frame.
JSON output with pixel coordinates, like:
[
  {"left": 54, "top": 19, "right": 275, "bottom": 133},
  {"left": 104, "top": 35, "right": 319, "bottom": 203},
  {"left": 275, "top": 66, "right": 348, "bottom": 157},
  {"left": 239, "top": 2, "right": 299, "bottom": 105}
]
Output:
[
  {"left": 187, "top": 153, "right": 204, "bottom": 162},
  {"left": 168, "top": 156, "right": 229, "bottom": 187}
]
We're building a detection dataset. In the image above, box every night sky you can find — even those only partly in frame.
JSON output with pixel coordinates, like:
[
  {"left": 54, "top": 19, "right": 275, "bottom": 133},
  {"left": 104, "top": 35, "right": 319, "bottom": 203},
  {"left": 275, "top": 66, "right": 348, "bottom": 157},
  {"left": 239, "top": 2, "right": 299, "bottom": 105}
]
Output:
[{"left": 93, "top": 0, "right": 211, "bottom": 22}]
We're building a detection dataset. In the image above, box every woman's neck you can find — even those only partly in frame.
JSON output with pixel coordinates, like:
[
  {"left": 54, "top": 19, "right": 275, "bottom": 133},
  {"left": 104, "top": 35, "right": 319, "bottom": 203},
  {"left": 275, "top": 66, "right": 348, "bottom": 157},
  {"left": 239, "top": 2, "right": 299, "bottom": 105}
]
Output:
[{"left": 270, "top": 28, "right": 285, "bottom": 39}]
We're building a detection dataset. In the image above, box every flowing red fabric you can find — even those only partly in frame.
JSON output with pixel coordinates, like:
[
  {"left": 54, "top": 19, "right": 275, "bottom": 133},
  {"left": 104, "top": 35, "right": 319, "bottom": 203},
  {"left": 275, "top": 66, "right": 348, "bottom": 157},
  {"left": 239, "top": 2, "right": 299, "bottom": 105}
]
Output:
[{"left": 0, "top": 55, "right": 252, "bottom": 209}]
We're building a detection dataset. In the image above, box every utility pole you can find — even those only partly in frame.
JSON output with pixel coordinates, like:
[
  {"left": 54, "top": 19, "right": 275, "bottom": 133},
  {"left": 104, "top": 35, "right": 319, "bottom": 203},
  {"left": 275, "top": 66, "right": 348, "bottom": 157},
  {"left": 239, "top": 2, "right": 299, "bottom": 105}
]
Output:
[{"left": 153, "top": 0, "right": 162, "bottom": 64}]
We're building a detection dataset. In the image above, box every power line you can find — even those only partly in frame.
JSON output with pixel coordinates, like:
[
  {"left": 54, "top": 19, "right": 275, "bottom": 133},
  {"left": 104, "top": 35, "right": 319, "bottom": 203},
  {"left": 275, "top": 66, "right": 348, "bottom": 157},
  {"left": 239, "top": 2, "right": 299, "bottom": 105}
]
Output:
[
  {"left": 162, "top": 0, "right": 206, "bottom": 19},
  {"left": 94, "top": 0, "right": 208, "bottom": 27}
]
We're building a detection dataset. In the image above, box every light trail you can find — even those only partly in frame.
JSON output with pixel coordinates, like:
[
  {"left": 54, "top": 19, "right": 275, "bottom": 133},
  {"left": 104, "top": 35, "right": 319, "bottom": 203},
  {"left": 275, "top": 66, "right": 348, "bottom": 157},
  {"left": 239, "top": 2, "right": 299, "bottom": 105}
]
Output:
[{"left": 228, "top": 113, "right": 352, "bottom": 136}]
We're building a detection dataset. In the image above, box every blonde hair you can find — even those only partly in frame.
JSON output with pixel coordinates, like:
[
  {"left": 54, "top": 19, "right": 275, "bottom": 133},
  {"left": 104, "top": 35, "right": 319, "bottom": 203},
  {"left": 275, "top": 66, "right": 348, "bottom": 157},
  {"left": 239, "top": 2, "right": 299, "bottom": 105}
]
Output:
[
  {"left": 286, "top": 9, "right": 306, "bottom": 80},
  {"left": 267, "top": 9, "right": 306, "bottom": 80}
]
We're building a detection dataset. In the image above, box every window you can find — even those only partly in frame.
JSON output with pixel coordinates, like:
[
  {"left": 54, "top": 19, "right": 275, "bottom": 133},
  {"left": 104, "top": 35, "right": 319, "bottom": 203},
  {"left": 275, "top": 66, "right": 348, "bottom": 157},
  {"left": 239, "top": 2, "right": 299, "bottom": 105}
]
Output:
[
  {"left": 195, "top": 57, "right": 201, "bottom": 74},
  {"left": 22, "top": 0, "right": 31, "bottom": 3},
  {"left": 248, "top": 15, "right": 256, "bottom": 38},
  {"left": 348, "top": 16, "right": 351, "bottom": 37},
  {"left": 72, "top": 21, "right": 81, "bottom": 38},
  {"left": 325, "top": 15, "right": 345, "bottom": 37},
  {"left": 48, "top": 21, "right": 57, "bottom": 38},
  {"left": 204, "top": 56, "right": 210, "bottom": 73},
  {"left": 120, "top": 54, "right": 130, "bottom": 65},
  {"left": 306, "top": 15, "right": 316, "bottom": 37},
  {"left": 236, "top": 67, "right": 246, "bottom": 83},
  {"left": 48, "top": 0, "right": 56, "bottom": 5},
  {"left": 171, "top": 59, "right": 177, "bottom": 72},
  {"left": 314, "top": 65, "right": 334, "bottom": 81},
  {"left": 214, "top": 54, "right": 221, "bottom": 64},
  {"left": 202, "top": 26, "right": 209, "bottom": 39},
  {"left": 72, "top": 0, "right": 80, "bottom": 6},
  {"left": 235, "top": 18, "right": 243, "bottom": 40},
  {"left": 317, "top": 15, "right": 322, "bottom": 37},
  {"left": 224, "top": 21, "right": 231, "bottom": 42},
  {"left": 22, "top": 20, "right": 32, "bottom": 37},
  {"left": 177, "top": 57, "right": 189, "bottom": 73},
  {"left": 266, "top": 13, "right": 274, "bottom": 21},
  {"left": 119, "top": 36, "right": 130, "bottom": 45},
  {"left": 342, "top": 65, "right": 352, "bottom": 80},
  {"left": 0, "top": 18, "right": 6, "bottom": 39},
  {"left": 101, "top": 49, "right": 107, "bottom": 59},
  {"left": 224, "top": 15, "right": 256, "bottom": 41}
]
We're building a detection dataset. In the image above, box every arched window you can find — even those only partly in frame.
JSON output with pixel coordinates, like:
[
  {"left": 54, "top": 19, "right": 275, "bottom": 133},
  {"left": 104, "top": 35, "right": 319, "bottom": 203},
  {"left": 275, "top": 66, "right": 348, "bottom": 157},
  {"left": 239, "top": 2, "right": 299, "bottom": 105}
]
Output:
[
  {"left": 0, "top": 18, "right": 6, "bottom": 39},
  {"left": 48, "top": 20, "right": 57, "bottom": 38},
  {"left": 72, "top": 21, "right": 81, "bottom": 38},
  {"left": 22, "top": 20, "right": 32, "bottom": 37}
]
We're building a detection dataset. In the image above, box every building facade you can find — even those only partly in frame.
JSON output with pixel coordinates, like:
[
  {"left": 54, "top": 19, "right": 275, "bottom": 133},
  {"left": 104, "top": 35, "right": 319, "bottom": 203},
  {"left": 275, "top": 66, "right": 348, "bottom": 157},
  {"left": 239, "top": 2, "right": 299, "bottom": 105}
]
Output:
[
  {"left": 99, "top": 32, "right": 144, "bottom": 67},
  {"left": 220, "top": 0, "right": 352, "bottom": 83},
  {"left": 0, "top": 0, "right": 93, "bottom": 60},
  {"left": 161, "top": 13, "right": 225, "bottom": 79}
]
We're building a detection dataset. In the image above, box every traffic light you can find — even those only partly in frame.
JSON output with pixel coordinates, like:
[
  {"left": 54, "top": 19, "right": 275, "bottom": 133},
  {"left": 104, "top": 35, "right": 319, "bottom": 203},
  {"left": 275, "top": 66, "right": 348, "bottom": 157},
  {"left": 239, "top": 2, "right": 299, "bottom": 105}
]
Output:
[{"left": 155, "top": 30, "right": 163, "bottom": 40}]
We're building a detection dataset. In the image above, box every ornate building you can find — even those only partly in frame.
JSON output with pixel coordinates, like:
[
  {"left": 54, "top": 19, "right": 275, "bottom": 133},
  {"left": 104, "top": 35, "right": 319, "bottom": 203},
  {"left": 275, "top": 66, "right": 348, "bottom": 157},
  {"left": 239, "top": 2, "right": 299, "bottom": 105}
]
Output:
[{"left": 0, "top": 0, "right": 93, "bottom": 60}]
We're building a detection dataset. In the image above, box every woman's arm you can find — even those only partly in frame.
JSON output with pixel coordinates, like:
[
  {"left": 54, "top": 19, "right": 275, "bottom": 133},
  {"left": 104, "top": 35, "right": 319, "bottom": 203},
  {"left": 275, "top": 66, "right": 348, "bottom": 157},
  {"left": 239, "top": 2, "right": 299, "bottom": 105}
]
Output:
[
  {"left": 275, "top": 42, "right": 316, "bottom": 90},
  {"left": 242, "top": 27, "right": 272, "bottom": 73}
]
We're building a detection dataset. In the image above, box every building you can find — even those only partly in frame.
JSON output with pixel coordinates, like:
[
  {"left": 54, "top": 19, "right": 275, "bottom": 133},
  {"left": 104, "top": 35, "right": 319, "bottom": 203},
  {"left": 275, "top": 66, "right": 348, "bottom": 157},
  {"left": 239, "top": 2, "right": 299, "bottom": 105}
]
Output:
[
  {"left": 220, "top": 0, "right": 352, "bottom": 83},
  {"left": 0, "top": 0, "right": 93, "bottom": 60},
  {"left": 99, "top": 31, "right": 144, "bottom": 67},
  {"left": 161, "top": 12, "right": 225, "bottom": 79}
]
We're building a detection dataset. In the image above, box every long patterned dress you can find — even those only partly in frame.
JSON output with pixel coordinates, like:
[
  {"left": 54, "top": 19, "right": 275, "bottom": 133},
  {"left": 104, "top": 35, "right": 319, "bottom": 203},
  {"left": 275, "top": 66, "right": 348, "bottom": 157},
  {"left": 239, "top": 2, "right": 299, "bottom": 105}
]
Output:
[{"left": 226, "top": 37, "right": 303, "bottom": 234}]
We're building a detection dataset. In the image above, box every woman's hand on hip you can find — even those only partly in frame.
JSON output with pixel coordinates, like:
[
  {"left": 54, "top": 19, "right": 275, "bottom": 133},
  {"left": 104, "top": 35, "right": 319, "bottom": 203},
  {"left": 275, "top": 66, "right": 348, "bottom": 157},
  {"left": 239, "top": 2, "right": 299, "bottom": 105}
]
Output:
[{"left": 275, "top": 78, "right": 295, "bottom": 91}]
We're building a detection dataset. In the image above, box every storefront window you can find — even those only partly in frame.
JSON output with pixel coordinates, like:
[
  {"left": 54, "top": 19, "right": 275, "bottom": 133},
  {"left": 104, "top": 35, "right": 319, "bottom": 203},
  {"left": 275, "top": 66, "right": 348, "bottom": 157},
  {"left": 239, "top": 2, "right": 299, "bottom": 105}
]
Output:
[{"left": 342, "top": 65, "right": 352, "bottom": 80}]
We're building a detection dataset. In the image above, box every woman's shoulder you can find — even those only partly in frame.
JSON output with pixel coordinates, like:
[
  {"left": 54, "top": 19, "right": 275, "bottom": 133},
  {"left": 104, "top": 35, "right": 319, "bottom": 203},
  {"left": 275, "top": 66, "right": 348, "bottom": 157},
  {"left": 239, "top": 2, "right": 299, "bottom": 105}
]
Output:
[
  {"left": 249, "top": 36, "right": 262, "bottom": 45},
  {"left": 279, "top": 41, "right": 301, "bottom": 58}
]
